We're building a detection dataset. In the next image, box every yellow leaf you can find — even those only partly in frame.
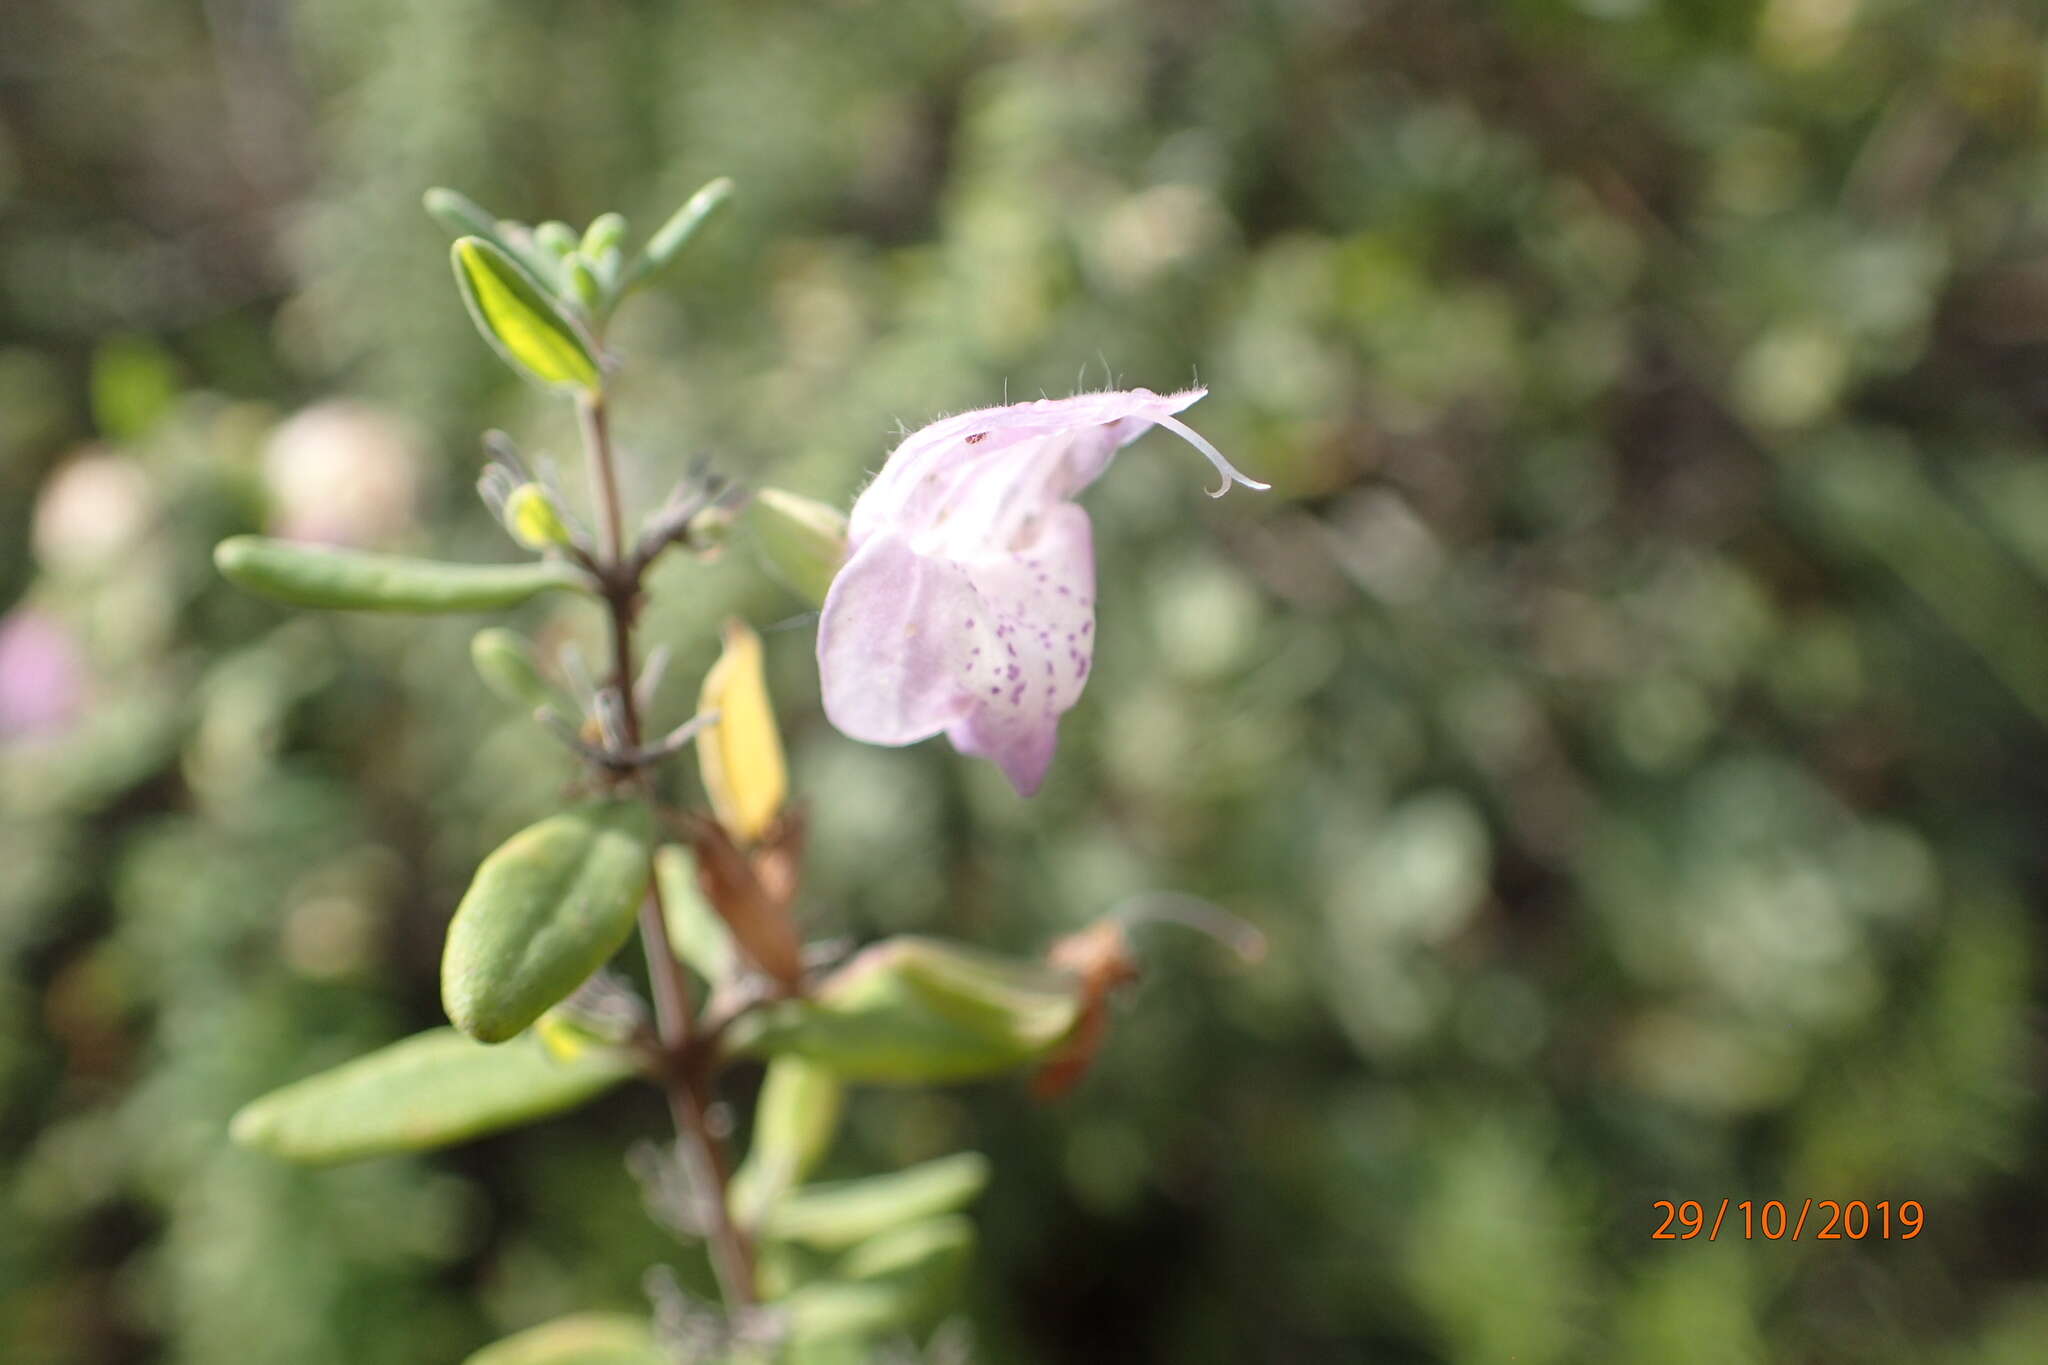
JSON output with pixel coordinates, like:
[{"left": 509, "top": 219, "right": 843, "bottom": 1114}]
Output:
[
  {"left": 450, "top": 237, "right": 601, "bottom": 392},
  {"left": 503, "top": 483, "right": 572, "bottom": 550},
  {"left": 697, "top": 618, "right": 787, "bottom": 843}
]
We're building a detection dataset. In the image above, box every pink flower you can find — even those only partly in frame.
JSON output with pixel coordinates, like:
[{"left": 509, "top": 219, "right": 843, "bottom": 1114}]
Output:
[
  {"left": 816, "top": 388, "right": 1265, "bottom": 795},
  {"left": 0, "top": 608, "right": 85, "bottom": 742}
]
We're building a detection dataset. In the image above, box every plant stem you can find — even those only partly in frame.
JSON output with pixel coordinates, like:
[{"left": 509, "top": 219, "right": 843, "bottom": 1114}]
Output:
[{"left": 578, "top": 389, "right": 756, "bottom": 1308}]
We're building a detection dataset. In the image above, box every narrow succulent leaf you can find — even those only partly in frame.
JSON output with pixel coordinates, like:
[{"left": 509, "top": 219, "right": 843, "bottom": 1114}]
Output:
[
  {"left": 631, "top": 177, "right": 734, "bottom": 284},
  {"left": 423, "top": 187, "right": 504, "bottom": 243},
  {"left": 462, "top": 1312, "right": 666, "bottom": 1365},
  {"left": 450, "top": 237, "right": 603, "bottom": 391},
  {"left": 730, "top": 1056, "right": 845, "bottom": 1229},
  {"left": 653, "top": 843, "right": 737, "bottom": 984},
  {"left": 215, "top": 536, "right": 588, "bottom": 613},
  {"left": 782, "top": 1217, "right": 975, "bottom": 1344},
  {"left": 779, "top": 1283, "right": 911, "bottom": 1345},
  {"left": 229, "top": 1029, "right": 637, "bottom": 1165},
  {"left": 726, "top": 937, "right": 1083, "bottom": 1082},
  {"left": 442, "top": 801, "right": 654, "bottom": 1043},
  {"left": 762, "top": 1153, "right": 989, "bottom": 1250},
  {"left": 840, "top": 1214, "right": 975, "bottom": 1281}
]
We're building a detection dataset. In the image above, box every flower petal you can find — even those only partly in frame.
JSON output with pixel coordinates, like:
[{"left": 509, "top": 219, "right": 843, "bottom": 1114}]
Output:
[
  {"left": 851, "top": 388, "right": 1211, "bottom": 543},
  {"left": 817, "top": 507, "right": 1099, "bottom": 796},
  {"left": 818, "top": 531, "right": 983, "bottom": 747},
  {"left": 821, "top": 385, "right": 1259, "bottom": 795}
]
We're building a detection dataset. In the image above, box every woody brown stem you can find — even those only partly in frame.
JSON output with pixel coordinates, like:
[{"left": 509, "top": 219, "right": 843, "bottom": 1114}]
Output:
[{"left": 578, "top": 388, "right": 756, "bottom": 1308}]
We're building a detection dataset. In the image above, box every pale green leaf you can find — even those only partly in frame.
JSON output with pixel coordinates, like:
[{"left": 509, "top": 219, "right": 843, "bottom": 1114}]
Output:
[
  {"left": 442, "top": 801, "right": 654, "bottom": 1043},
  {"left": 215, "top": 536, "right": 587, "bottom": 613},
  {"left": 763, "top": 1153, "right": 989, "bottom": 1251},
  {"left": 463, "top": 1312, "right": 665, "bottom": 1365},
  {"left": 230, "top": 1029, "right": 637, "bottom": 1165},
  {"left": 653, "top": 843, "right": 737, "bottom": 985},
  {"left": 731, "top": 1056, "right": 845, "bottom": 1229},
  {"left": 728, "top": 937, "right": 1082, "bottom": 1083}
]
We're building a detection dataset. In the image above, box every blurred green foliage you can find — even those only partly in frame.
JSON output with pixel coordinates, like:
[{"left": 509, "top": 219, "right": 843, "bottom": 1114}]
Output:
[{"left": 5, "top": 0, "right": 2048, "bottom": 1361}]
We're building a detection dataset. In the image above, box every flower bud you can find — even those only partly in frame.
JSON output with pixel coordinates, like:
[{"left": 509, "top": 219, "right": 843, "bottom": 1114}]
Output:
[
  {"left": 502, "top": 482, "right": 573, "bottom": 552},
  {"left": 745, "top": 488, "right": 849, "bottom": 607}
]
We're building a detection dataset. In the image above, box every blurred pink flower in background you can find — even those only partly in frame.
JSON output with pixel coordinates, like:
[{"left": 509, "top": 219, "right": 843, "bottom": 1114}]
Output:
[
  {"left": 0, "top": 609, "right": 86, "bottom": 742},
  {"left": 817, "top": 387, "right": 1264, "bottom": 795},
  {"left": 31, "top": 451, "right": 157, "bottom": 577},
  {"left": 262, "top": 401, "right": 424, "bottom": 547}
]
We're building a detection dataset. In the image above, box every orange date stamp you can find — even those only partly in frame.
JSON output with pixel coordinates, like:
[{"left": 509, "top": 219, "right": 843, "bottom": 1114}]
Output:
[{"left": 1652, "top": 1199, "right": 1923, "bottom": 1242}]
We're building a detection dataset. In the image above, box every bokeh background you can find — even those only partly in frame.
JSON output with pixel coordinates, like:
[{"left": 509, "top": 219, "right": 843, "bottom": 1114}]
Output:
[{"left": 6, "top": 0, "right": 2048, "bottom": 1361}]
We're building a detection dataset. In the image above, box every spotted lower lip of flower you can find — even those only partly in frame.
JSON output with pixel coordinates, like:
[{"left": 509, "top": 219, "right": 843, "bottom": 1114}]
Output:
[{"left": 815, "top": 387, "right": 1264, "bottom": 795}]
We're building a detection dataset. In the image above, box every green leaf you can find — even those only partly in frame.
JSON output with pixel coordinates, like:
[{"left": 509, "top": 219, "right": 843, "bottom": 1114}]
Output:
[
  {"left": 503, "top": 483, "right": 575, "bottom": 551},
  {"left": 731, "top": 1057, "right": 845, "bottom": 1229},
  {"left": 471, "top": 627, "right": 561, "bottom": 712},
  {"left": 215, "top": 536, "right": 588, "bottom": 613},
  {"left": 653, "top": 843, "right": 737, "bottom": 985},
  {"left": 463, "top": 1313, "right": 665, "bottom": 1365},
  {"left": 728, "top": 936, "right": 1082, "bottom": 1083},
  {"left": 630, "top": 177, "right": 734, "bottom": 285},
  {"left": 424, "top": 187, "right": 505, "bottom": 244},
  {"left": 492, "top": 221, "right": 571, "bottom": 293},
  {"left": 451, "top": 237, "right": 603, "bottom": 391},
  {"left": 229, "top": 1029, "right": 637, "bottom": 1165},
  {"left": 745, "top": 488, "right": 849, "bottom": 608},
  {"left": 782, "top": 1217, "right": 975, "bottom": 1344},
  {"left": 580, "top": 213, "right": 627, "bottom": 257},
  {"left": 534, "top": 221, "right": 579, "bottom": 258},
  {"left": 442, "top": 801, "right": 655, "bottom": 1043},
  {"left": 565, "top": 256, "right": 604, "bottom": 315},
  {"left": 90, "top": 334, "right": 180, "bottom": 440},
  {"left": 763, "top": 1153, "right": 989, "bottom": 1250},
  {"left": 780, "top": 1283, "right": 909, "bottom": 1345}
]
